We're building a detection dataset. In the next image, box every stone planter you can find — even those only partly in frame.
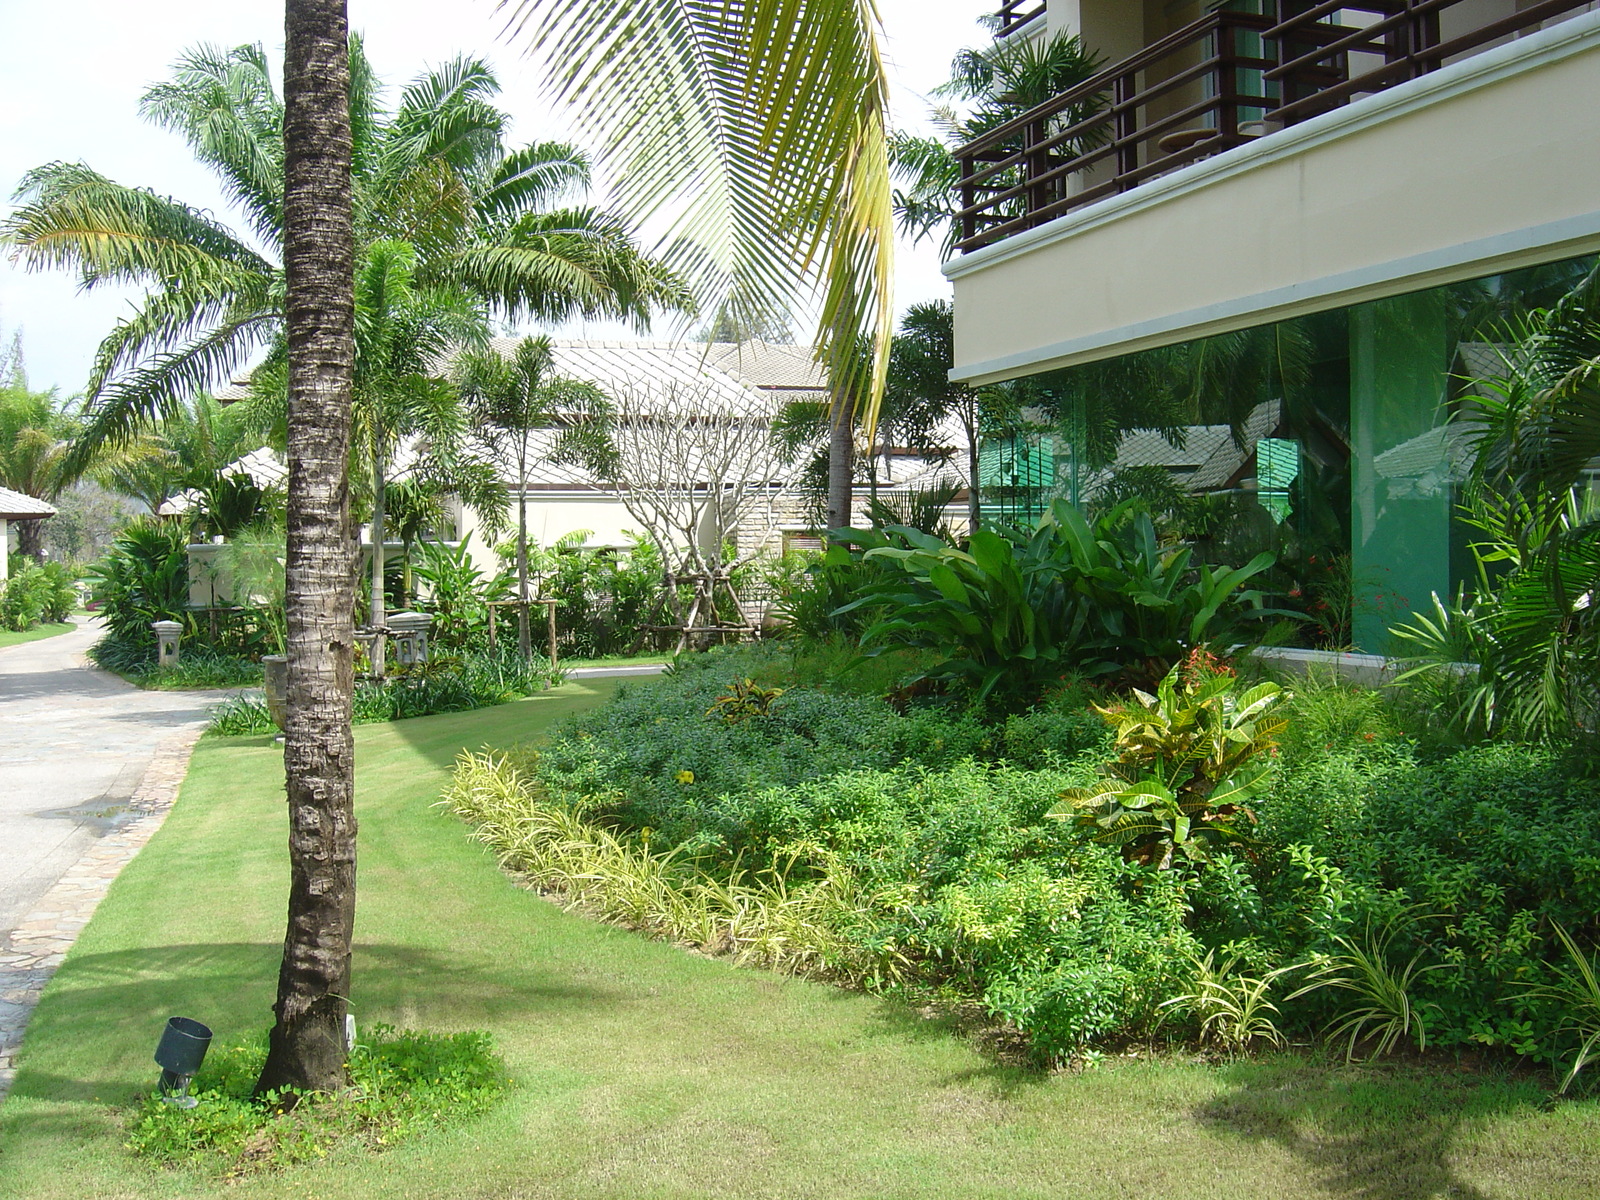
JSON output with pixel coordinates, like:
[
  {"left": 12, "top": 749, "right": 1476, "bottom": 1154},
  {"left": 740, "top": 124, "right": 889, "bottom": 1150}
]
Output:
[{"left": 262, "top": 655, "right": 289, "bottom": 732}]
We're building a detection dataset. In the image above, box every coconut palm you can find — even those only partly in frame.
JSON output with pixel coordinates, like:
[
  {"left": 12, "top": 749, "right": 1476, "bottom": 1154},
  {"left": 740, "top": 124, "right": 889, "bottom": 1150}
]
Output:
[
  {"left": 254, "top": 0, "right": 359, "bottom": 1099},
  {"left": 455, "top": 335, "right": 608, "bottom": 658},
  {"left": 499, "top": 0, "right": 895, "bottom": 531},
  {"left": 2, "top": 38, "right": 689, "bottom": 482}
]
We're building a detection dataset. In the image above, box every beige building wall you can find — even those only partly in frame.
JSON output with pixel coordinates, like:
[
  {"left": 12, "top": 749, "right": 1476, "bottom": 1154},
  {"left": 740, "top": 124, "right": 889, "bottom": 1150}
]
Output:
[{"left": 952, "top": 9, "right": 1600, "bottom": 382}]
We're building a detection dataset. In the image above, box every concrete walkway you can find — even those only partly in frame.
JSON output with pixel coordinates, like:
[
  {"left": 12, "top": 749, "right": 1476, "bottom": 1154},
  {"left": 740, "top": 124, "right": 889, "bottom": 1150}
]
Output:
[{"left": 0, "top": 619, "right": 228, "bottom": 1095}]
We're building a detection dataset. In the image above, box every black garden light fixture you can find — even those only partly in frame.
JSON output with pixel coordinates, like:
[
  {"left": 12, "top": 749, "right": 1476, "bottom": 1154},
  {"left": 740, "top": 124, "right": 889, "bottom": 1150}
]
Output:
[{"left": 153, "top": 1016, "right": 212, "bottom": 1108}]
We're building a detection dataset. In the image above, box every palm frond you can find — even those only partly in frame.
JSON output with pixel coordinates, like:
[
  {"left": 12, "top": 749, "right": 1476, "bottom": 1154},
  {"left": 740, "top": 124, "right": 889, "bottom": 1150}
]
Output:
[
  {"left": 499, "top": 0, "right": 894, "bottom": 437},
  {"left": 4, "top": 162, "right": 275, "bottom": 289}
]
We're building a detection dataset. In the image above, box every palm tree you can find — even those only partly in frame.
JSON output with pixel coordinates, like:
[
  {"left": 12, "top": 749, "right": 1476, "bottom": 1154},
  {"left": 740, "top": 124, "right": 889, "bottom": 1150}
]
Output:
[
  {"left": 93, "top": 393, "right": 265, "bottom": 514},
  {"left": 2, "top": 39, "right": 688, "bottom": 481},
  {"left": 890, "top": 29, "right": 1103, "bottom": 258},
  {"left": 884, "top": 301, "right": 988, "bottom": 530},
  {"left": 455, "top": 335, "right": 608, "bottom": 658},
  {"left": 255, "top": 0, "right": 358, "bottom": 1098},
  {"left": 0, "top": 383, "right": 75, "bottom": 561},
  {"left": 499, "top": 0, "right": 895, "bottom": 534}
]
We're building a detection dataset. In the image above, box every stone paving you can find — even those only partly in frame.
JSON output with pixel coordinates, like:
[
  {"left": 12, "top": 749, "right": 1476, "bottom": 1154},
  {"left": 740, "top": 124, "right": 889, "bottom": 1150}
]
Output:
[{"left": 0, "top": 723, "right": 205, "bottom": 1098}]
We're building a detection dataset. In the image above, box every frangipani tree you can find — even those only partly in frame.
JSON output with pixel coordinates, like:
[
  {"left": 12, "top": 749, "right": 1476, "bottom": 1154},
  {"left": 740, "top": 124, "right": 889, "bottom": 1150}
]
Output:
[{"left": 569, "top": 371, "right": 811, "bottom": 646}]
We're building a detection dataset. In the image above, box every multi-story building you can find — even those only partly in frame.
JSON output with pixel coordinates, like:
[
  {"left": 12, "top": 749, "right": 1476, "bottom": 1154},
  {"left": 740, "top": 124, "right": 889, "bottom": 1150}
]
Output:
[{"left": 949, "top": 1, "right": 1600, "bottom": 648}]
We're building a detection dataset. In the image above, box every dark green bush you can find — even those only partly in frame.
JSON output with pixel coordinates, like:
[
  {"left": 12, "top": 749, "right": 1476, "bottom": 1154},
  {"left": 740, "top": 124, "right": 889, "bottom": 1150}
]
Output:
[
  {"left": 89, "top": 520, "right": 190, "bottom": 645},
  {"left": 0, "top": 561, "right": 76, "bottom": 630},
  {"left": 88, "top": 635, "right": 263, "bottom": 689}
]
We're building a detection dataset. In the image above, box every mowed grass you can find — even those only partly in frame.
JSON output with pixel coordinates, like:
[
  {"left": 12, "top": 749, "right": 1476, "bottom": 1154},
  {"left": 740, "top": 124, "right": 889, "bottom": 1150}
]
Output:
[
  {"left": 0, "top": 621, "right": 75, "bottom": 651},
  {"left": 3, "top": 681, "right": 1599, "bottom": 1199}
]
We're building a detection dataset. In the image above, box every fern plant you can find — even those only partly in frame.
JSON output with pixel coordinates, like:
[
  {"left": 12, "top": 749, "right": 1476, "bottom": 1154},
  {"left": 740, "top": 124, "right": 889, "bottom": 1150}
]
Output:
[{"left": 1050, "top": 656, "right": 1289, "bottom": 869}]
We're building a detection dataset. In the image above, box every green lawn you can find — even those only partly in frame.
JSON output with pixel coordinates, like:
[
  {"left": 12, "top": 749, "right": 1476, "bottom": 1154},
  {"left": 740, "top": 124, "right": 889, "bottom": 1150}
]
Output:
[
  {"left": 562, "top": 651, "right": 672, "bottom": 668},
  {"left": 0, "top": 621, "right": 75, "bottom": 651},
  {"left": 3, "top": 682, "right": 1598, "bottom": 1198}
]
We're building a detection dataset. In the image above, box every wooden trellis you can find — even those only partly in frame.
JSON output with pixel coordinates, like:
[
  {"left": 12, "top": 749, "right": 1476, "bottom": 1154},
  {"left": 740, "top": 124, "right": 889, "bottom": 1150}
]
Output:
[{"left": 634, "top": 571, "right": 758, "bottom": 654}]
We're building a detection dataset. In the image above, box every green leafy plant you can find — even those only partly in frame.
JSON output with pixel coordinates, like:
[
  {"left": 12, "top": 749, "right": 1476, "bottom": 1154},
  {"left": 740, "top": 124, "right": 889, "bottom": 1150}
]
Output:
[
  {"left": 1520, "top": 925, "right": 1600, "bottom": 1094},
  {"left": 88, "top": 519, "right": 190, "bottom": 644},
  {"left": 1052, "top": 655, "right": 1289, "bottom": 868},
  {"left": 1159, "top": 950, "right": 1303, "bottom": 1054},
  {"left": 845, "top": 499, "right": 1282, "bottom": 709},
  {"left": 124, "top": 1025, "right": 508, "bottom": 1175},
  {"left": 0, "top": 562, "right": 76, "bottom": 630},
  {"left": 707, "top": 677, "right": 786, "bottom": 723},
  {"left": 1288, "top": 912, "right": 1444, "bottom": 1062},
  {"left": 413, "top": 536, "right": 511, "bottom": 650}
]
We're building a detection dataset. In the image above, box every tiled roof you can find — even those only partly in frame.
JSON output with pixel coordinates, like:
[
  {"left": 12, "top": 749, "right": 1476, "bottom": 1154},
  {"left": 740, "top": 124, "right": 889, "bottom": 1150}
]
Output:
[{"left": 0, "top": 486, "right": 56, "bottom": 519}]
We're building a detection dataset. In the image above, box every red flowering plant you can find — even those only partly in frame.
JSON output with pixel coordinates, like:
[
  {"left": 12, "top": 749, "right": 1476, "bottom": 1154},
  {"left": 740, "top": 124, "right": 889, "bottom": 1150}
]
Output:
[{"left": 1051, "top": 650, "right": 1290, "bottom": 869}]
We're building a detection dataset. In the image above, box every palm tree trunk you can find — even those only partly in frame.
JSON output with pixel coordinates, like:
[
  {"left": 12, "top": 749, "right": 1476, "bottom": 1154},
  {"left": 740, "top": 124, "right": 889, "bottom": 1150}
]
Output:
[
  {"left": 256, "top": 0, "right": 358, "bottom": 1100},
  {"left": 369, "top": 446, "right": 387, "bottom": 678},
  {"left": 15, "top": 517, "right": 43, "bottom": 563},
  {"left": 516, "top": 477, "right": 532, "bottom": 660},
  {"left": 964, "top": 405, "right": 982, "bottom": 534},
  {"left": 826, "top": 407, "right": 855, "bottom": 535}
]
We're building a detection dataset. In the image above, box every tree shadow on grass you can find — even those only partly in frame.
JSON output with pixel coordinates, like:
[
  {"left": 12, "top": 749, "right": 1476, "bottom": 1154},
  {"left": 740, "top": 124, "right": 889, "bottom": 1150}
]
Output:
[
  {"left": 7, "top": 940, "right": 622, "bottom": 1108},
  {"left": 1193, "top": 1056, "right": 1555, "bottom": 1200}
]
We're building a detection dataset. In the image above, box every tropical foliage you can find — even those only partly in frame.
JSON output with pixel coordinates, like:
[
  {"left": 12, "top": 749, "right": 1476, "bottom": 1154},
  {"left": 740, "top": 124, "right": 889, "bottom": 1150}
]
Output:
[
  {"left": 1392, "top": 272, "right": 1600, "bottom": 743},
  {"left": 839, "top": 499, "right": 1280, "bottom": 707}
]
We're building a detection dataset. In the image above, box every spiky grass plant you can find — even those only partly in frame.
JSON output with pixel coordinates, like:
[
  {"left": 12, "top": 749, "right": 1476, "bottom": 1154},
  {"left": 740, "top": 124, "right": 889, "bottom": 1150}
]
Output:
[
  {"left": 1159, "top": 950, "right": 1302, "bottom": 1055},
  {"left": 1521, "top": 925, "right": 1600, "bottom": 1094},
  {"left": 1289, "top": 912, "right": 1444, "bottom": 1061}
]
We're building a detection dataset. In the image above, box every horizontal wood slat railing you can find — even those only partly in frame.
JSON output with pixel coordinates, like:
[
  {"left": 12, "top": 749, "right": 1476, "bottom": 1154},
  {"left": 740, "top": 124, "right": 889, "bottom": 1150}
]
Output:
[
  {"left": 996, "top": 1, "right": 1047, "bottom": 37},
  {"left": 957, "top": 0, "right": 1598, "bottom": 252},
  {"left": 957, "top": 9, "right": 1275, "bottom": 252}
]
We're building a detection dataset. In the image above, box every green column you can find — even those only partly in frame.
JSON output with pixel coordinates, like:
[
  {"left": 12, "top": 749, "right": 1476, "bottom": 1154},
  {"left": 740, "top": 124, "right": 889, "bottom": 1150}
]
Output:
[{"left": 1349, "top": 291, "right": 1451, "bottom": 652}]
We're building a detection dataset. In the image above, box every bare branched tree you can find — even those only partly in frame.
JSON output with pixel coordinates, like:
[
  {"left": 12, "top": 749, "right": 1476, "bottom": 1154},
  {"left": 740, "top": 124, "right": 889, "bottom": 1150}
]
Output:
[{"left": 574, "top": 376, "right": 811, "bottom": 581}]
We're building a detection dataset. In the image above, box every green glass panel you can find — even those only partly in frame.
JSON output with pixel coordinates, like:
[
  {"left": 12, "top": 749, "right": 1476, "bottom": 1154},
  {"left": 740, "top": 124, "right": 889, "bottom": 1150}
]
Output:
[{"left": 1349, "top": 292, "right": 1453, "bottom": 652}]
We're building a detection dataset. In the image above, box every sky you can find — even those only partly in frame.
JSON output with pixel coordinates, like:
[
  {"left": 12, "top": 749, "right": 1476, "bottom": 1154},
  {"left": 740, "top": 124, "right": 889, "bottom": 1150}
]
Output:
[{"left": 0, "top": 0, "right": 991, "bottom": 397}]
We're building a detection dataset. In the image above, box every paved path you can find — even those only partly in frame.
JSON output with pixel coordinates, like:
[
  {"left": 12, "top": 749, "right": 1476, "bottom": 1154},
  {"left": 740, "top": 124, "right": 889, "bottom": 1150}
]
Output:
[{"left": 0, "top": 619, "right": 228, "bottom": 1096}]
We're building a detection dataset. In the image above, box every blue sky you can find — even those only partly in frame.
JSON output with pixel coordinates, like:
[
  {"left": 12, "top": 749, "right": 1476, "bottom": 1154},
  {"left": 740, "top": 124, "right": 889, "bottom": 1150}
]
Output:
[{"left": 0, "top": 0, "right": 988, "bottom": 396}]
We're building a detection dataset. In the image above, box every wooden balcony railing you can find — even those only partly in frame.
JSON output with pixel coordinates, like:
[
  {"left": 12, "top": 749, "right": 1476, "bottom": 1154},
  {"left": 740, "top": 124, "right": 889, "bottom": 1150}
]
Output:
[
  {"left": 1267, "top": 0, "right": 1598, "bottom": 124},
  {"left": 996, "top": 1, "right": 1047, "bottom": 37},
  {"left": 957, "top": 9, "right": 1275, "bottom": 252},
  {"left": 956, "top": 0, "right": 1598, "bottom": 253}
]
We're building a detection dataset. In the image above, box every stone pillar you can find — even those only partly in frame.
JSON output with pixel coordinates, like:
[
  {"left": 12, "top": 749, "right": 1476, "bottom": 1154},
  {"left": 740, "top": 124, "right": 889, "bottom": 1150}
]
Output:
[
  {"left": 386, "top": 611, "right": 433, "bottom": 666},
  {"left": 152, "top": 621, "right": 184, "bottom": 668}
]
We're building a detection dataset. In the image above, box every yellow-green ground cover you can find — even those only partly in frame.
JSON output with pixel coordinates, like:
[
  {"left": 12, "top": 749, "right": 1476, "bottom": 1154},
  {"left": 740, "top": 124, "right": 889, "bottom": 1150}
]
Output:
[{"left": 2, "top": 679, "right": 1598, "bottom": 1198}]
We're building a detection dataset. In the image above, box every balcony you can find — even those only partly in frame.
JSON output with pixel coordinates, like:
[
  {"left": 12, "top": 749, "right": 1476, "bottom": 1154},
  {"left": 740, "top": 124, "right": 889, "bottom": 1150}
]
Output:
[
  {"left": 995, "top": 1, "right": 1047, "bottom": 38},
  {"left": 958, "top": 0, "right": 1598, "bottom": 253}
]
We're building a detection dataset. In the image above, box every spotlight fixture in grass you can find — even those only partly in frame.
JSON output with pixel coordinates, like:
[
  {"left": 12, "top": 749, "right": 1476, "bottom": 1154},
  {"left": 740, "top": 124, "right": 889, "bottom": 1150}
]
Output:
[{"left": 153, "top": 1017, "right": 212, "bottom": 1108}]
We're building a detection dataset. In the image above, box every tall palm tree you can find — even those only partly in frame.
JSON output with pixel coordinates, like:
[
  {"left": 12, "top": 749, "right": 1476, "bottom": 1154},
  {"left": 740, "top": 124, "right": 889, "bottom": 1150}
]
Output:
[
  {"left": 255, "top": 0, "right": 358, "bottom": 1098},
  {"left": 456, "top": 335, "right": 608, "bottom": 657},
  {"left": 499, "top": 0, "right": 895, "bottom": 532},
  {"left": 2, "top": 39, "right": 689, "bottom": 481},
  {"left": 890, "top": 29, "right": 1103, "bottom": 258}
]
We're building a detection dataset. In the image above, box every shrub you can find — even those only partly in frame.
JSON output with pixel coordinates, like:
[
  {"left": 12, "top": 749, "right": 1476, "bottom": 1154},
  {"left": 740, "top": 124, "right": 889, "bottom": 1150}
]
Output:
[
  {"left": 203, "top": 646, "right": 562, "bottom": 736},
  {"left": 88, "top": 636, "right": 262, "bottom": 689},
  {"left": 124, "top": 1025, "right": 507, "bottom": 1174},
  {"left": 1053, "top": 657, "right": 1289, "bottom": 868},
  {"left": 845, "top": 500, "right": 1284, "bottom": 710},
  {"left": 89, "top": 520, "right": 191, "bottom": 645}
]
